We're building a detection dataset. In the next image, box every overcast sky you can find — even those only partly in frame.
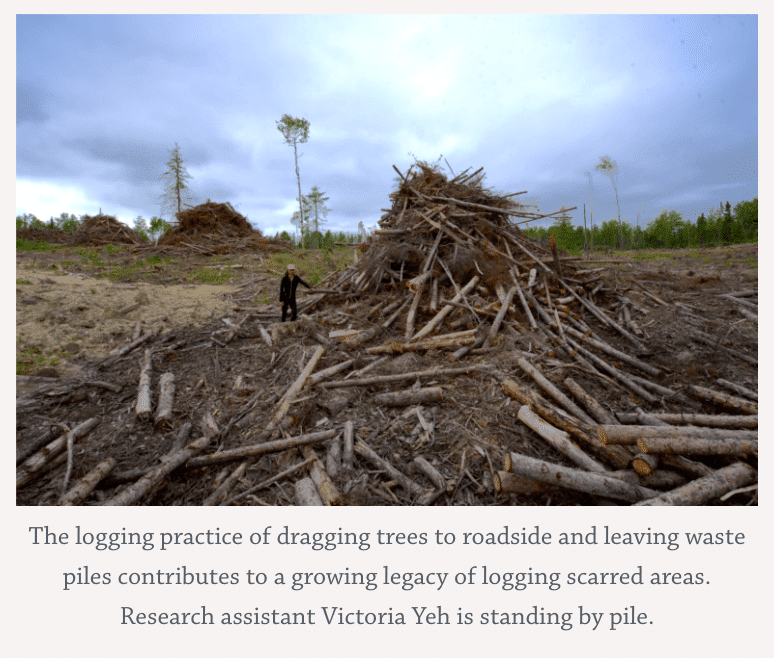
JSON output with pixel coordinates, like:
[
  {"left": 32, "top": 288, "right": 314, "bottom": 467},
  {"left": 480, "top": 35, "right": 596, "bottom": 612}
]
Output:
[{"left": 16, "top": 14, "right": 758, "bottom": 237}]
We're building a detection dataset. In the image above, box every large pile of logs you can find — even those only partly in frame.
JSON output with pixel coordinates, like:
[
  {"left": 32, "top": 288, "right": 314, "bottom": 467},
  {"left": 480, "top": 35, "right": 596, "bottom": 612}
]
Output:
[
  {"left": 71, "top": 213, "right": 145, "bottom": 246},
  {"left": 15, "top": 163, "right": 758, "bottom": 506}
]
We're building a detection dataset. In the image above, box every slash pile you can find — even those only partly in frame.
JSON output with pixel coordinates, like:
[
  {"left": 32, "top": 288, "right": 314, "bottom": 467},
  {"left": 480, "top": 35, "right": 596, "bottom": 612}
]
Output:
[{"left": 16, "top": 163, "right": 758, "bottom": 506}]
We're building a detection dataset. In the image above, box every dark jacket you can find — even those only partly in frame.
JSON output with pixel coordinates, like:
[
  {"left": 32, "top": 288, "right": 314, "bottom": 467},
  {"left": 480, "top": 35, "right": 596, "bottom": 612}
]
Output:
[{"left": 279, "top": 273, "right": 311, "bottom": 304}]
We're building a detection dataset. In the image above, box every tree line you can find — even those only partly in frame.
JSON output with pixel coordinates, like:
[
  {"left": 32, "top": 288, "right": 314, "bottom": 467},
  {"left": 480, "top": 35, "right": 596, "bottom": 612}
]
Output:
[{"left": 523, "top": 197, "right": 757, "bottom": 254}]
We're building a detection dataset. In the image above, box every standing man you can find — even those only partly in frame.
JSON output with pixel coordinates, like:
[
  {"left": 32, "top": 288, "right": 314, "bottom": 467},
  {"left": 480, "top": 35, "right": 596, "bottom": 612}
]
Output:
[{"left": 279, "top": 264, "right": 311, "bottom": 322}]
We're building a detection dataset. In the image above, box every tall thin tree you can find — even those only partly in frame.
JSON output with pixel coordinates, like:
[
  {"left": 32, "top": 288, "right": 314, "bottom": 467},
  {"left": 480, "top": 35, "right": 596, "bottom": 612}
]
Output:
[
  {"left": 158, "top": 142, "right": 195, "bottom": 220},
  {"left": 595, "top": 155, "right": 622, "bottom": 249},
  {"left": 305, "top": 185, "right": 331, "bottom": 246},
  {"left": 276, "top": 114, "right": 311, "bottom": 249}
]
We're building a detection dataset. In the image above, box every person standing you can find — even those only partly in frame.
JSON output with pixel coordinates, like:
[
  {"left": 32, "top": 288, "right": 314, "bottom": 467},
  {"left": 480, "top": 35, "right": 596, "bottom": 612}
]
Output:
[{"left": 279, "top": 264, "right": 311, "bottom": 322}]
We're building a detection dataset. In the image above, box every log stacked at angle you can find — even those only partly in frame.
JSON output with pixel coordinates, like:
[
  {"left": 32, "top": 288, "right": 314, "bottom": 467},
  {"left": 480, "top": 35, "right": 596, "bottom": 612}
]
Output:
[{"left": 305, "top": 161, "right": 757, "bottom": 505}]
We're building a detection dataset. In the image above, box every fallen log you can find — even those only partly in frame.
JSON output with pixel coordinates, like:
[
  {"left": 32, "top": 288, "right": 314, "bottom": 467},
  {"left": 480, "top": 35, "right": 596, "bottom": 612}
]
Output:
[
  {"left": 186, "top": 429, "right": 338, "bottom": 469},
  {"left": 615, "top": 412, "right": 757, "bottom": 429},
  {"left": 302, "top": 445, "right": 342, "bottom": 505},
  {"left": 503, "top": 452, "right": 658, "bottom": 503},
  {"left": 373, "top": 386, "right": 444, "bottom": 407},
  {"left": 516, "top": 405, "right": 608, "bottom": 473},
  {"left": 103, "top": 433, "right": 213, "bottom": 506},
  {"left": 410, "top": 276, "right": 479, "bottom": 342},
  {"left": 597, "top": 424, "right": 757, "bottom": 445},
  {"left": 202, "top": 462, "right": 247, "bottom": 506},
  {"left": 563, "top": 377, "right": 618, "bottom": 425},
  {"left": 494, "top": 471, "right": 554, "bottom": 495},
  {"left": 59, "top": 458, "right": 117, "bottom": 506},
  {"left": 633, "top": 462, "right": 757, "bottom": 506},
  {"left": 321, "top": 364, "right": 491, "bottom": 389},
  {"left": 637, "top": 437, "right": 757, "bottom": 457},
  {"left": 714, "top": 379, "right": 758, "bottom": 403},
  {"left": 17, "top": 418, "right": 101, "bottom": 490},
  {"left": 135, "top": 349, "right": 153, "bottom": 421},
  {"left": 354, "top": 439, "right": 427, "bottom": 499},
  {"left": 220, "top": 456, "right": 316, "bottom": 506},
  {"left": 295, "top": 477, "right": 324, "bottom": 506},
  {"left": 154, "top": 372, "right": 175, "bottom": 431},
  {"left": 604, "top": 469, "right": 687, "bottom": 490}
]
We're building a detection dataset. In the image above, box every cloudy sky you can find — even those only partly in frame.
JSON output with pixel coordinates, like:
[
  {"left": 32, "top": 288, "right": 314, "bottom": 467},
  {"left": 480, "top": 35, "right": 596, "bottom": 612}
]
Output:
[{"left": 16, "top": 14, "right": 757, "bottom": 237}]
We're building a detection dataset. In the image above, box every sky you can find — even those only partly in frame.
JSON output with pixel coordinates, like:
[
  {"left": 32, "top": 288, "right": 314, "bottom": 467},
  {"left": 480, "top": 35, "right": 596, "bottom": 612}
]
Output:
[{"left": 16, "top": 14, "right": 758, "bottom": 237}]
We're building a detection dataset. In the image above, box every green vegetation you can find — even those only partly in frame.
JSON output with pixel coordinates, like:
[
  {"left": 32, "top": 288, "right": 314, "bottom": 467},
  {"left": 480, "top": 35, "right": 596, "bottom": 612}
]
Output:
[
  {"left": 192, "top": 267, "right": 236, "bottom": 284},
  {"left": 16, "top": 341, "right": 67, "bottom": 376},
  {"left": 523, "top": 197, "right": 757, "bottom": 254},
  {"left": 16, "top": 279, "right": 31, "bottom": 285},
  {"left": 16, "top": 238, "right": 63, "bottom": 252}
]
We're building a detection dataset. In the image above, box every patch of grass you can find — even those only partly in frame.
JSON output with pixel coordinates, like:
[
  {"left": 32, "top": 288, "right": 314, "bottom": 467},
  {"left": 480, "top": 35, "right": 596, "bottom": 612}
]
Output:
[
  {"left": 16, "top": 279, "right": 32, "bottom": 285},
  {"left": 77, "top": 247, "right": 108, "bottom": 267},
  {"left": 16, "top": 343, "right": 64, "bottom": 375},
  {"left": 192, "top": 267, "right": 234, "bottom": 284},
  {"left": 746, "top": 258, "right": 757, "bottom": 268},
  {"left": 17, "top": 239, "right": 63, "bottom": 252},
  {"left": 146, "top": 254, "right": 163, "bottom": 265},
  {"left": 105, "top": 244, "right": 125, "bottom": 255}
]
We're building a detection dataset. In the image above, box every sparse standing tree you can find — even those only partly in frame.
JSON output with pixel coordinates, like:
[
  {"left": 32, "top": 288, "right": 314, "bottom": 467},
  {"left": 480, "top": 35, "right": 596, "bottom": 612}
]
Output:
[
  {"left": 158, "top": 142, "right": 195, "bottom": 221},
  {"left": 276, "top": 114, "right": 311, "bottom": 249},
  {"left": 595, "top": 156, "right": 623, "bottom": 250}
]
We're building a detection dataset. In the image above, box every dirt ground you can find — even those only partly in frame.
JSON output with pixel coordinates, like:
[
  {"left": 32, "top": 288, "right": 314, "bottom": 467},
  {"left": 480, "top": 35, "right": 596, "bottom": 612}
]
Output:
[{"left": 16, "top": 241, "right": 757, "bottom": 506}]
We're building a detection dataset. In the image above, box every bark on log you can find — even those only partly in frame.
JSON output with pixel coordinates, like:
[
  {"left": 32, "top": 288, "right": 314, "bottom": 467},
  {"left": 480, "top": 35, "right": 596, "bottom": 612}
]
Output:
[
  {"left": 326, "top": 434, "right": 342, "bottom": 478},
  {"left": 563, "top": 377, "right": 619, "bottom": 425},
  {"left": 17, "top": 425, "right": 64, "bottom": 465},
  {"left": 220, "top": 457, "right": 315, "bottom": 506},
  {"left": 494, "top": 471, "right": 555, "bottom": 495},
  {"left": 504, "top": 452, "right": 657, "bottom": 502},
  {"left": 563, "top": 326, "right": 661, "bottom": 377},
  {"left": 714, "top": 379, "right": 758, "bottom": 403},
  {"left": 59, "top": 458, "right": 117, "bottom": 506},
  {"left": 688, "top": 386, "right": 758, "bottom": 416},
  {"left": 295, "top": 477, "right": 324, "bottom": 506},
  {"left": 413, "top": 456, "right": 447, "bottom": 490},
  {"left": 604, "top": 469, "right": 688, "bottom": 490},
  {"left": 354, "top": 439, "right": 427, "bottom": 499},
  {"left": 410, "top": 276, "right": 479, "bottom": 342},
  {"left": 516, "top": 405, "right": 608, "bottom": 473},
  {"left": 343, "top": 326, "right": 383, "bottom": 349},
  {"left": 302, "top": 445, "right": 342, "bottom": 505},
  {"left": 633, "top": 462, "right": 756, "bottom": 506},
  {"left": 597, "top": 424, "right": 757, "bottom": 445},
  {"left": 483, "top": 286, "right": 516, "bottom": 348},
  {"left": 306, "top": 359, "right": 354, "bottom": 387},
  {"left": 186, "top": 429, "right": 337, "bottom": 469},
  {"left": 501, "top": 378, "right": 631, "bottom": 470},
  {"left": 103, "top": 433, "right": 212, "bottom": 506},
  {"left": 515, "top": 357, "right": 598, "bottom": 427},
  {"left": 405, "top": 270, "right": 433, "bottom": 292},
  {"left": 258, "top": 325, "right": 273, "bottom": 347},
  {"left": 373, "top": 386, "right": 444, "bottom": 407},
  {"left": 202, "top": 462, "right": 247, "bottom": 506},
  {"left": 135, "top": 349, "right": 153, "bottom": 421},
  {"left": 636, "top": 437, "right": 757, "bottom": 457},
  {"left": 615, "top": 412, "right": 757, "bottom": 429},
  {"left": 512, "top": 269, "right": 538, "bottom": 331},
  {"left": 154, "top": 372, "right": 175, "bottom": 431},
  {"left": 686, "top": 326, "right": 757, "bottom": 365},
  {"left": 321, "top": 364, "right": 491, "bottom": 389},
  {"left": 366, "top": 332, "right": 476, "bottom": 355},
  {"left": 342, "top": 421, "right": 354, "bottom": 471},
  {"left": 17, "top": 418, "right": 100, "bottom": 490}
]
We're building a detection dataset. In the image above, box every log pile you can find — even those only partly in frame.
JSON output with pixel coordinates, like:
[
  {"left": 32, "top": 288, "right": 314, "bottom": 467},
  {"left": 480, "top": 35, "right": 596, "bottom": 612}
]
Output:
[
  {"left": 71, "top": 213, "right": 145, "bottom": 245},
  {"left": 15, "top": 163, "right": 758, "bottom": 506}
]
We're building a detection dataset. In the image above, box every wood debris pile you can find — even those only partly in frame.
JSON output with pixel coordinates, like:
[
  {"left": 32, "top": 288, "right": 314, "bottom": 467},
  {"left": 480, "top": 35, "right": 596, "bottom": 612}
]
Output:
[
  {"left": 71, "top": 213, "right": 145, "bottom": 246},
  {"left": 17, "top": 227, "right": 74, "bottom": 245},
  {"left": 15, "top": 164, "right": 758, "bottom": 507},
  {"left": 156, "top": 200, "right": 288, "bottom": 255}
]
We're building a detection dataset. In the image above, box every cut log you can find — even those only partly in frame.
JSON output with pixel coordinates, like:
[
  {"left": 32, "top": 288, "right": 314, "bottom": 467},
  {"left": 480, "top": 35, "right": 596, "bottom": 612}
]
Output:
[
  {"left": 615, "top": 412, "right": 757, "bottom": 429},
  {"left": 413, "top": 456, "right": 446, "bottom": 490},
  {"left": 494, "top": 471, "right": 554, "bottom": 495},
  {"left": 326, "top": 434, "right": 342, "bottom": 478},
  {"left": 503, "top": 452, "right": 657, "bottom": 502},
  {"left": 295, "top": 477, "right": 324, "bottom": 506},
  {"left": 597, "top": 424, "right": 757, "bottom": 445},
  {"left": 342, "top": 421, "right": 355, "bottom": 471},
  {"left": 631, "top": 453, "right": 659, "bottom": 476},
  {"left": 17, "top": 418, "right": 100, "bottom": 490},
  {"left": 633, "top": 462, "right": 756, "bottom": 506},
  {"left": 221, "top": 456, "right": 316, "bottom": 506},
  {"left": 501, "top": 377, "right": 631, "bottom": 470},
  {"left": 715, "top": 379, "right": 757, "bottom": 402},
  {"left": 59, "top": 458, "right": 117, "bottom": 506},
  {"left": 186, "top": 429, "right": 337, "bottom": 469},
  {"left": 366, "top": 332, "right": 476, "bottom": 355},
  {"left": 202, "top": 462, "right": 247, "bottom": 506},
  {"left": 306, "top": 359, "right": 354, "bottom": 387},
  {"left": 103, "top": 433, "right": 212, "bottom": 506},
  {"left": 516, "top": 405, "right": 608, "bottom": 473},
  {"left": 321, "top": 364, "right": 491, "bottom": 389},
  {"left": 515, "top": 357, "right": 598, "bottom": 426},
  {"left": 135, "top": 349, "right": 153, "bottom": 421},
  {"left": 604, "top": 469, "right": 688, "bottom": 490},
  {"left": 637, "top": 437, "right": 757, "bottom": 457},
  {"left": 154, "top": 372, "right": 175, "bottom": 431},
  {"left": 373, "top": 386, "right": 444, "bottom": 407},
  {"left": 563, "top": 377, "right": 618, "bottom": 425},
  {"left": 302, "top": 446, "right": 342, "bottom": 505},
  {"left": 354, "top": 439, "right": 427, "bottom": 499},
  {"left": 410, "top": 275, "right": 479, "bottom": 342}
]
